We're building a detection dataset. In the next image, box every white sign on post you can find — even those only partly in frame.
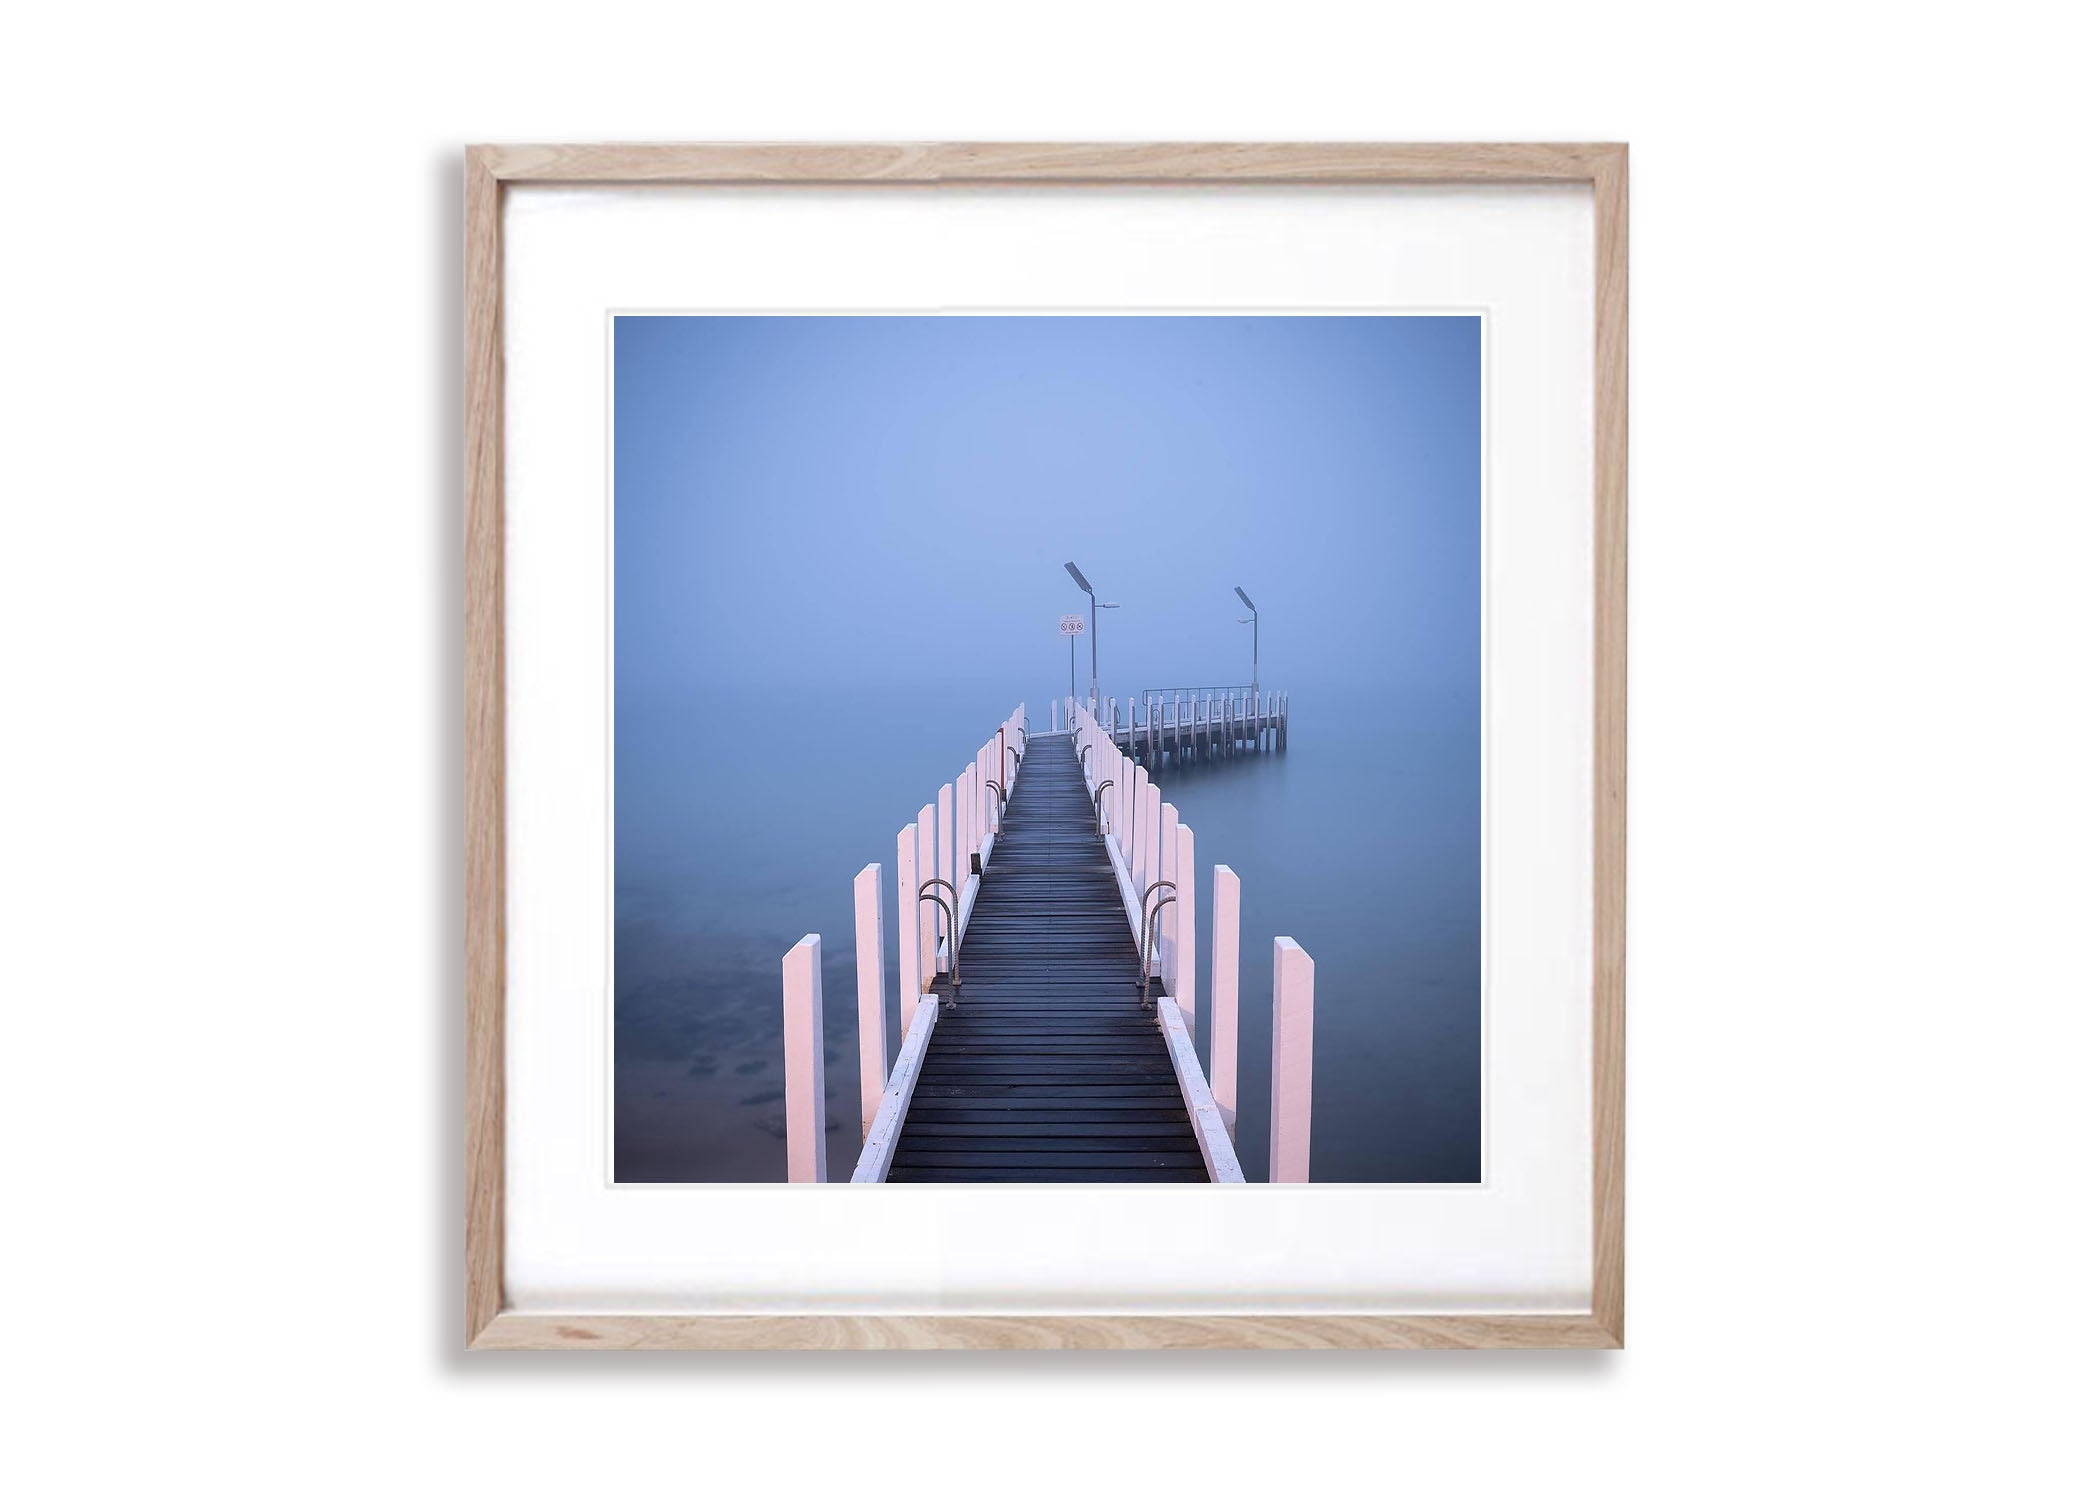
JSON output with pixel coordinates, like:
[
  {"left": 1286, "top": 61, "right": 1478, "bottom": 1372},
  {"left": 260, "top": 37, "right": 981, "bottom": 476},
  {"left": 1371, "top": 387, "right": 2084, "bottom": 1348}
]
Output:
[{"left": 1058, "top": 613, "right": 1086, "bottom": 636}]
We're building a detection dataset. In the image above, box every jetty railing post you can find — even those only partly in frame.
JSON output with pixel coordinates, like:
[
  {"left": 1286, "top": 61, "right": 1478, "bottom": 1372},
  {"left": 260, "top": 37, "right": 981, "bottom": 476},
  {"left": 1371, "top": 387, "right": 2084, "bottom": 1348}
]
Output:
[
  {"left": 782, "top": 934, "right": 827, "bottom": 1184},
  {"left": 979, "top": 742, "right": 993, "bottom": 835},
  {"left": 915, "top": 802, "right": 938, "bottom": 978},
  {"left": 1115, "top": 741, "right": 1128, "bottom": 847},
  {"left": 1126, "top": 748, "right": 1136, "bottom": 847},
  {"left": 1269, "top": 937, "right": 1315, "bottom": 1183},
  {"left": 937, "top": 782, "right": 956, "bottom": 935},
  {"left": 1134, "top": 770, "right": 1156, "bottom": 900},
  {"left": 1173, "top": 821, "right": 1197, "bottom": 1032},
  {"left": 1210, "top": 865, "right": 1240, "bottom": 1137},
  {"left": 896, "top": 825, "right": 921, "bottom": 1036},
  {"left": 1157, "top": 801, "right": 1180, "bottom": 985},
  {"left": 853, "top": 864, "right": 888, "bottom": 1139}
]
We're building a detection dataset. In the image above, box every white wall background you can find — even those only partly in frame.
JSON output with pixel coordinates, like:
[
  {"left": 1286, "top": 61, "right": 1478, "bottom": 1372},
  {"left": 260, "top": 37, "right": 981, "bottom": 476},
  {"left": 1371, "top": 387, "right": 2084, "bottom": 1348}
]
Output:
[{"left": 2, "top": 3, "right": 2093, "bottom": 1495}]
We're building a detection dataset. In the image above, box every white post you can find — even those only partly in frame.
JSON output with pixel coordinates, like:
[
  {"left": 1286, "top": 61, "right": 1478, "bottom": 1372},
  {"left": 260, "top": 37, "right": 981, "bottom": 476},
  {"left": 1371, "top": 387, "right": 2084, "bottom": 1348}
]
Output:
[
  {"left": 958, "top": 768, "right": 973, "bottom": 885},
  {"left": 938, "top": 781, "right": 956, "bottom": 928},
  {"left": 1157, "top": 800, "right": 1181, "bottom": 985},
  {"left": 854, "top": 864, "right": 888, "bottom": 1140},
  {"left": 916, "top": 802, "right": 937, "bottom": 978},
  {"left": 1132, "top": 767, "right": 1153, "bottom": 894},
  {"left": 896, "top": 825, "right": 921, "bottom": 1038},
  {"left": 1210, "top": 865, "right": 1240, "bottom": 1137},
  {"left": 1173, "top": 822, "right": 1197, "bottom": 1034},
  {"left": 1270, "top": 937, "right": 1315, "bottom": 1183},
  {"left": 978, "top": 744, "right": 991, "bottom": 836},
  {"left": 782, "top": 934, "right": 827, "bottom": 1184},
  {"left": 1159, "top": 794, "right": 1176, "bottom": 970},
  {"left": 1125, "top": 750, "right": 1136, "bottom": 847}
]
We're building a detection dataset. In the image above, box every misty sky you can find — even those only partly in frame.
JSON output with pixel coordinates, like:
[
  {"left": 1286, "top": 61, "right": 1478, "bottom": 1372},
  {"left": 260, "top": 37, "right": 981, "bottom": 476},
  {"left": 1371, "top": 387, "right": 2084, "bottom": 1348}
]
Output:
[{"left": 614, "top": 315, "right": 1480, "bottom": 700}]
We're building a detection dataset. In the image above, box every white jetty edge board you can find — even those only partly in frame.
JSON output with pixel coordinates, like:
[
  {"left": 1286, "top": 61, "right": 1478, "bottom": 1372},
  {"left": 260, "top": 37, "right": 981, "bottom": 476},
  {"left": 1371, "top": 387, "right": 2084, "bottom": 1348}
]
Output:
[
  {"left": 1157, "top": 995, "right": 1246, "bottom": 1183},
  {"left": 851, "top": 992, "right": 939, "bottom": 1184}
]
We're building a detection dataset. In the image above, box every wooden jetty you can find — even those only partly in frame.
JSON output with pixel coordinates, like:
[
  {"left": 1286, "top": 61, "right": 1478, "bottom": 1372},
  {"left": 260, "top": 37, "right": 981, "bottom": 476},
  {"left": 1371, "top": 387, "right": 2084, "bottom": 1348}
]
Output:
[
  {"left": 779, "top": 702, "right": 1316, "bottom": 1185},
  {"left": 890, "top": 734, "right": 1206, "bottom": 1181},
  {"left": 1052, "top": 686, "right": 1289, "bottom": 769}
]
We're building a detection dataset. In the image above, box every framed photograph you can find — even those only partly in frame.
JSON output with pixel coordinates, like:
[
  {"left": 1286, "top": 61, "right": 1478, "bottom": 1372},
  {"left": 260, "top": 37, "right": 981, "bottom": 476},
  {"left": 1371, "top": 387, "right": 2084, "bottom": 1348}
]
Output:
[{"left": 466, "top": 143, "right": 1626, "bottom": 1349}]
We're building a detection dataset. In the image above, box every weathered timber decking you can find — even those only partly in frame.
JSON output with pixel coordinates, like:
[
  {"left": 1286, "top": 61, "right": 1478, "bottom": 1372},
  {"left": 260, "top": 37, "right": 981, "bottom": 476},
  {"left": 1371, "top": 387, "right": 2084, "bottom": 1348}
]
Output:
[{"left": 889, "top": 733, "right": 1204, "bottom": 1182}]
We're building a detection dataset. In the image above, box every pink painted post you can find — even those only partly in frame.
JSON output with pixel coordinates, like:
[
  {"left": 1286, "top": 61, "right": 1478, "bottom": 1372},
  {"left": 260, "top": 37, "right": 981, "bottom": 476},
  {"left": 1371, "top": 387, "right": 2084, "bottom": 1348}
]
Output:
[
  {"left": 1172, "top": 821, "right": 1196, "bottom": 1033},
  {"left": 1269, "top": 938, "right": 1316, "bottom": 1183},
  {"left": 782, "top": 935, "right": 826, "bottom": 1183},
  {"left": 896, "top": 825, "right": 921, "bottom": 1038},
  {"left": 937, "top": 782, "right": 956, "bottom": 941},
  {"left": 1157, "top": 801, "right": 1181, "bottom": 989},
  {"left": 1131, "top": 767, "right": 1153, "bottom": 896},
  {"left": 915, "top": 802, "right": 937, "bottom": 979},
  {"left": 853, "top": 863, "right": 887, "bottom": 1139},
  {"left": 1209, "top": 865, "right": 1240, "bottom": 1137}
]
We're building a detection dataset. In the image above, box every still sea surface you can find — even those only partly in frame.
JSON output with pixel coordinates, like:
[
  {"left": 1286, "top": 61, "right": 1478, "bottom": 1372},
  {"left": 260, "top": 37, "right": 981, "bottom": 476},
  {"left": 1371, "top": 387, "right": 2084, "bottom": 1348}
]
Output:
[{"left": 615, "top": 685, "right": 1480, "bottom": 1183}]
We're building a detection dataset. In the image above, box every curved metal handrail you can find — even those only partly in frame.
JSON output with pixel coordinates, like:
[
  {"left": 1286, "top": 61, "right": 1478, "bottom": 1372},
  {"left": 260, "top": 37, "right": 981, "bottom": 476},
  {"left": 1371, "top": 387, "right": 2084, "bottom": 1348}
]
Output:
[
  {"left": 1137, "top": 879, "right": 1176, "bottom": 999},
  {"left": 1093, "top": 779, "right": 1115, "bottom": 834},
  {"left": 918, "top": 877, "right": 960, "bottom": 993}
]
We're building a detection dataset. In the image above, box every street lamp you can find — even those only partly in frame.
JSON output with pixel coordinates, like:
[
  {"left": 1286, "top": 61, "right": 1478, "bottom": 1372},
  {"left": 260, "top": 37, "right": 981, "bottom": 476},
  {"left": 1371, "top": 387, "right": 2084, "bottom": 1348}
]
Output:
[
  {"left": 1064, "top": 561, "right": 1108, "bottom": 710},
  {"left": 1234, "top": 586, "right": 1259, "bottom": 694},
  {"left": 1064, "top": 601, "right": 1120, "bottom": 711}
]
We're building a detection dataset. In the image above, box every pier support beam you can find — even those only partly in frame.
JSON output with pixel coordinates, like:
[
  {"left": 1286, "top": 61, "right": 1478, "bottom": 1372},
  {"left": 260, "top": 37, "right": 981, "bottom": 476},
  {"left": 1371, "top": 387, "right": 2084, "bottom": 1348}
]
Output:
[
  {"left": 854, "top": 864, "right": 888, "bottom": 1140},
  {"left": 1210, "top": 865, "right": 1240, "bottom": 1137},
  {"left": 782, "top": 935, "right": 827, "bottom": 1183},
  {"left": 1269, "top": 937, "right": 1315, "bottom": 1183}
]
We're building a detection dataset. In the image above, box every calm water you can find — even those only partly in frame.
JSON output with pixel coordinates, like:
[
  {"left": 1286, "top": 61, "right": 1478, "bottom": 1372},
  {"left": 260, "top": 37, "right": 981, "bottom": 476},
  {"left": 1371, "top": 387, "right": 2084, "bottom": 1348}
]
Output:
[{"left": 615, "top": 686, "right": 1480, "bottom": 1183}]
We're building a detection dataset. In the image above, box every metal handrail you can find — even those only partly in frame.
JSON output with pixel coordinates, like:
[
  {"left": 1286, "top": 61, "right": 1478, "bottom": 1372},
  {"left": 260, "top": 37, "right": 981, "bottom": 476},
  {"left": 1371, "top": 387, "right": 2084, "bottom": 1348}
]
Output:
[
  {"left": 918, "top": 878, "right": 960, "bottom": 994},
  {"left": 1093, "top": 779, "right": 1114, "bottom": 833},
  {"left": 1137, "top": 880, "right": 1176, "bottom": 1000}
]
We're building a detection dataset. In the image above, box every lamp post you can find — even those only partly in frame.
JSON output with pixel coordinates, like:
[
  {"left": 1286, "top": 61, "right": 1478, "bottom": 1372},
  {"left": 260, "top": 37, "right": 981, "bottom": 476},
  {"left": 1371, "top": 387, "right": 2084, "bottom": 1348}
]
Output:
[
  {"left": 1097, "top": 603, "right": 1120, "bottom": 715},
  {"left": 1235, "top": 586, "right": 1259, "bottom": 694},
  {"left": 1064, "top": 562, "right": 1104, "bottom": 711}
]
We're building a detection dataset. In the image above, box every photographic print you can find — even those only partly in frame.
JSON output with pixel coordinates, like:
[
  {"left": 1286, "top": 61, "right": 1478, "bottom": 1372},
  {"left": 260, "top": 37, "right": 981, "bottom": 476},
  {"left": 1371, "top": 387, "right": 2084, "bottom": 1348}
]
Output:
[{"left": 613, "top": 312, "right": 1482, "bottom": 1185}]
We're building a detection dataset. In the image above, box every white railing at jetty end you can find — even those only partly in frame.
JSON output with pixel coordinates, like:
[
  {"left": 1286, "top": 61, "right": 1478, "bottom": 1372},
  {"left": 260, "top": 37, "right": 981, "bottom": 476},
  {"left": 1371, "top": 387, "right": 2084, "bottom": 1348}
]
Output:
[{"left": 1051, "top": 688, "right": 1288, "bottom": 761}]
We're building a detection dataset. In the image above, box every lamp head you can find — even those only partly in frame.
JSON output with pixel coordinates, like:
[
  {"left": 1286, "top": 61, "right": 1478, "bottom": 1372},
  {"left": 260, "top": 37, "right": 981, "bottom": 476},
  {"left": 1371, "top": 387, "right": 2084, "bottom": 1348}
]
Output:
[{"left": 1064, "top": 562, "right": 1094, "bottom": 595}]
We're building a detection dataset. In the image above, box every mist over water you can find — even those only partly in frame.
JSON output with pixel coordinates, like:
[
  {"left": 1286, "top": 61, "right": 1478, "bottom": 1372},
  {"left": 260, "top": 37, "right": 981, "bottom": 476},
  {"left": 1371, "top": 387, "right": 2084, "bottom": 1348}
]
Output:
[{"left": 613, "top": 314, "right": 1481, "bottom": 1183}]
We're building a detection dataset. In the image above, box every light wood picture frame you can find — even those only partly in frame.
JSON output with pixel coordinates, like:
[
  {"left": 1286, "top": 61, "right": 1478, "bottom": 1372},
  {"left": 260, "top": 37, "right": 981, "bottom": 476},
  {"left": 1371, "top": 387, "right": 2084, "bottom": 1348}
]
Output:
[{"left": 465, "top": 142, "right": 1627, "bottom": 1351}]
